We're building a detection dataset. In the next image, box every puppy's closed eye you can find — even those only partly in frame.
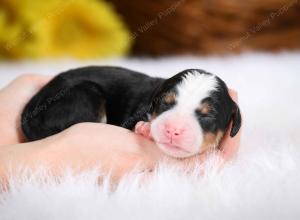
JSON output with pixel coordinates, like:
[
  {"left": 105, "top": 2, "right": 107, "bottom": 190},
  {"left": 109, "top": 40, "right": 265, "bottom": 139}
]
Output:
[
  {"left": 154, "top": 93, "right": 176, "bottom": 113},
  {"left": 195, "top": 107, "right": 217, "bottom": 132},
  {"left": 157, "top": 100, "right": 174, "bottom": 113}
]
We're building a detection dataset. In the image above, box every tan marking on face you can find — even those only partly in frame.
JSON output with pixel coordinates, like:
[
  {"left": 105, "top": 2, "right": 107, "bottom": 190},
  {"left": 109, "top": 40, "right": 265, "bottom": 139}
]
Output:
[
  {"left": 150, "top": 111, "right": 157, "bottom": 121},
  {"left": 164, "top": 92, "right": 176, "bottom": 104},
  {"left": 199, "top": 130, "right": 224, "bottom": 153},
  {"left": 197, "top": 102, "right": 211, "bottom": 114},
  {"left": 98, "top": 102, "right": 107, "bottom": 123}
]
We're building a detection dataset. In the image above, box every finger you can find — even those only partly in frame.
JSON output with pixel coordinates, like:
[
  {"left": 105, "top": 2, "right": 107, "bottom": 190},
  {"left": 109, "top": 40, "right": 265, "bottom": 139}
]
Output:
[
  {"left": 143, "top": 122, "right": 151, "bottom": 132},
  {"left": 219, "top": 122, "right": 242, "bottom": 162},
  {"left": 21, "top": 74, "right": 52, "bottom": 89},
  {"left": 219, "top": 90, "right": 241, "bottom": 161},
  {"left": 134, "top": 121, "right": 144, "bottom": 133},
  {"left": 142, "top": 122, "right": 152, "bottom": 139},
  {"left": 135, "top": 121, "right": 144, "bottom": 127},
  {"left": 34, "top": 75, "right": 52, "bottom": 88},
  {"left": 228, "top": 89, "right": 238, "bottom": 102},
  {"left": 4, "top": 74, "right": 52, "bottom": 95}
]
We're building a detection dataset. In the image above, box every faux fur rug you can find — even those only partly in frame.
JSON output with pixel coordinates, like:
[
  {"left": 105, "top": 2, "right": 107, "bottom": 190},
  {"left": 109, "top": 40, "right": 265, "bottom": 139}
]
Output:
[{"left": 0, "top": 52, "right": 300, "bottom": 220}]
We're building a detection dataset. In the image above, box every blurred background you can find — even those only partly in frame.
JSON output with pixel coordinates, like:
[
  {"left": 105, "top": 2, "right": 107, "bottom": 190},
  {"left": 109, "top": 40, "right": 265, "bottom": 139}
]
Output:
[{"left": 0, "top": 0, "right": 299, "bottom": 59}]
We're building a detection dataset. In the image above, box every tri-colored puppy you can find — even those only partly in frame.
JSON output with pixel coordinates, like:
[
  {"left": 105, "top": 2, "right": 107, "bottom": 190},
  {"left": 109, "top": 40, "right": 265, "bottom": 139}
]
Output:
[{"left": 21, "top": 66, "right": 241, "bottom": 158}]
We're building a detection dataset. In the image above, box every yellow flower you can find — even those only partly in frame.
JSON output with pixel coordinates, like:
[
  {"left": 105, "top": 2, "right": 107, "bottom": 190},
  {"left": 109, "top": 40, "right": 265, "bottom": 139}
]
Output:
[
  {"left": 0, "top": 0, "right": 131, "bottom": 59},
  {"left": 0, "top": 0, "right": 25, "bottom": 58}
]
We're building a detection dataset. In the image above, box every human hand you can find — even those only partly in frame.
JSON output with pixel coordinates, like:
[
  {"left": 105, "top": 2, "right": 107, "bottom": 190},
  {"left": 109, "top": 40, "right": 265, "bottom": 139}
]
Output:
[
  {"left": 217, "top": 90, "right": 241, "bottom": 161},
  {"left": 0, "top": 74, "right": 52, "bottom": 145},
  {"left": 57, "top": 123, "right": 163, "bottom": 180},
  {"left": 0, "top": 122, "right": 163, "bottom": 184},
  {"left": 0, "top": 122, "right": 164, "bottom": 186}
]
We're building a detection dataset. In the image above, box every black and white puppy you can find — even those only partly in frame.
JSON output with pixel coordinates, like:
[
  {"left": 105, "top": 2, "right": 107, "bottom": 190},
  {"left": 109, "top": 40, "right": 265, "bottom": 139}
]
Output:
[{"left": 21, "top": 66, "right": 241, "bottom": 158}]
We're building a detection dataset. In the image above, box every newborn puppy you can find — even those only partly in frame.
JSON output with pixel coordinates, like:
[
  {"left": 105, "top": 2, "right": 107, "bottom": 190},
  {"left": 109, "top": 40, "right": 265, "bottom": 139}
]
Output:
[{"left": 21, "top": 66, "right": 241, "bottom": 158}]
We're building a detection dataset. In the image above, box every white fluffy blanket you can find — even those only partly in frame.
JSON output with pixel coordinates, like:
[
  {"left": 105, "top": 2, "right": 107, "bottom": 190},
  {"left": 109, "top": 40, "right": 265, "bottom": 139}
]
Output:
[{"left": 0, "top": 52, "right": 300, "bottom": 220}]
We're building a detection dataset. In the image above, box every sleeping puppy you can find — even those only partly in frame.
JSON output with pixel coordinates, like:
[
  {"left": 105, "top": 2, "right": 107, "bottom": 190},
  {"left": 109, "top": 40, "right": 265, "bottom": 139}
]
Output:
[{"left": 21, "top": 66, "right": 241, "bottom": 158}]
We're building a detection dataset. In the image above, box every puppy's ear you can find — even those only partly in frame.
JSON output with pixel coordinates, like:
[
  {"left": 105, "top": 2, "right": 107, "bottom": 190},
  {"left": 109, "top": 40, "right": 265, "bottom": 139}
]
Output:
[{"left": 230, "top": 101, "right": 242, "bottom": 137}]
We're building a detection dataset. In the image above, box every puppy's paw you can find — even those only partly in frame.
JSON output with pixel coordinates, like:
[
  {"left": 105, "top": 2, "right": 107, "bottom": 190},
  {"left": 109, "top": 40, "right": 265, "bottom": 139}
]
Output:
[{"left": 134, "top": 121, "right": 151, "bottom": 139}]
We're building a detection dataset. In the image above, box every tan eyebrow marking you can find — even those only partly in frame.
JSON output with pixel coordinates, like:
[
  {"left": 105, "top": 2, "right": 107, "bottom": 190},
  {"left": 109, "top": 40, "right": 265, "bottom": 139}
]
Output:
[
  {"left": 150, "top": 111, "right": 157, "bottom": 121},
  {"left": 164, "top": 92, "right": 176, "bottom": 104},
  {"left": 197, "top": 102, "right": 212, "bottom": 114},
  {"left": 200, "top": 130, "right": 224, "bottom": 153},
  {"left": 97, "top": 101, "right": 107, "bottom": 123}
]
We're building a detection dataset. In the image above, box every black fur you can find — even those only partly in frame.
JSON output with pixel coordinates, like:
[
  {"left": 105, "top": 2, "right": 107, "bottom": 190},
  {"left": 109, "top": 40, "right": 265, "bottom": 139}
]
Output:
[{"left": 22, "top": 66, "right": 163, "bottom": 141}]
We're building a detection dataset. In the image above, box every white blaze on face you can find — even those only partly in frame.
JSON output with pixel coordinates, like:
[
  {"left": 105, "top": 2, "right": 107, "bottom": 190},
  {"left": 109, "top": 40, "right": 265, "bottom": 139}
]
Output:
[
  {"left": 176, "top": 71, "right": 218, "bottom": 112},
  {"left": 151, "top": 71, "right": 218, "bottom": 158}
]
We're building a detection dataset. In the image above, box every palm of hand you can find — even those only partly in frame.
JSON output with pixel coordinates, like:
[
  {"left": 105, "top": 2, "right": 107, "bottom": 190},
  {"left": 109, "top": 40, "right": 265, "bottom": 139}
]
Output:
[{"left": 0, "top": 74, "right": 51, "bottom": 145}]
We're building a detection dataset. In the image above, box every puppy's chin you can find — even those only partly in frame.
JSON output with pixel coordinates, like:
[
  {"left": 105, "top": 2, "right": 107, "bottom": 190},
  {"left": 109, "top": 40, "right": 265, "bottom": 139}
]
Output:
[{"left": 156, "top": 142, "right": 199, "bottom": 158}]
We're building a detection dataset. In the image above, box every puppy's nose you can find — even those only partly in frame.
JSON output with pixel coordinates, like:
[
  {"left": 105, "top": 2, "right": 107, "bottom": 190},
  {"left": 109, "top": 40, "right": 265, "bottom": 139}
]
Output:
[{"left": 164, "top": 124, "right": 184, "bottom": 139}]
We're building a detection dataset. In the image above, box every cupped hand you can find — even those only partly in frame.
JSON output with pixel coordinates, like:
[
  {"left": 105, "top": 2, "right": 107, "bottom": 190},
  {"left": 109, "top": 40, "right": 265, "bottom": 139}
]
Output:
[
  {"left": 0, "top": 74, "right": 52, "bottom": 145},
  {"left": 216, "top": 90, "right": 241, "bottom": 161},
  {"left": 11, "top": 122, "right": 162, "bottom": 182}
]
